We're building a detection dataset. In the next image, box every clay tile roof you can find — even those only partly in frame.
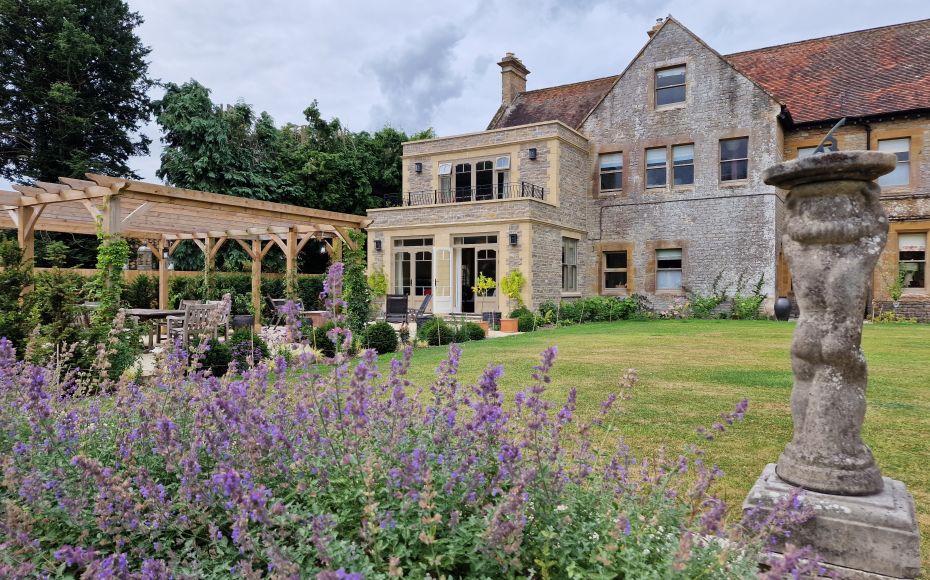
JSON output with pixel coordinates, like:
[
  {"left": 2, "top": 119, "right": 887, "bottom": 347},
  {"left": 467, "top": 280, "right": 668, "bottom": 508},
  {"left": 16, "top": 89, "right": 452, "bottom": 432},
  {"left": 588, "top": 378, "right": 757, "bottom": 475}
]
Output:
[
  {"left": 725, "top": 19, "right": 930, "bottom": 125},
  {"left": 488, "top": 75, "right": 619, "bottom": 130}
]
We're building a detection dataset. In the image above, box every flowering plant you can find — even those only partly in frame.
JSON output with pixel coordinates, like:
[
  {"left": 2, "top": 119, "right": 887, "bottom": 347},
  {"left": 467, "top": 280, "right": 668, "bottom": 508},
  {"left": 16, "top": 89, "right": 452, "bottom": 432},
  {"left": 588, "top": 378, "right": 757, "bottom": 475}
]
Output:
[{"left": 0, "top": 262, "right": 821, "bottom": 577}]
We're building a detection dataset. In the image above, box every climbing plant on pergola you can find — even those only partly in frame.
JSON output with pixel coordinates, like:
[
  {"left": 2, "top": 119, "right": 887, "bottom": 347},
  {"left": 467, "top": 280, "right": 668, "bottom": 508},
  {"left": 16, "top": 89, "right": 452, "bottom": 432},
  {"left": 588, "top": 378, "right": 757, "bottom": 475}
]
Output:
[{"left": 0, "top": 174, "right": 370, "bottom": 331}]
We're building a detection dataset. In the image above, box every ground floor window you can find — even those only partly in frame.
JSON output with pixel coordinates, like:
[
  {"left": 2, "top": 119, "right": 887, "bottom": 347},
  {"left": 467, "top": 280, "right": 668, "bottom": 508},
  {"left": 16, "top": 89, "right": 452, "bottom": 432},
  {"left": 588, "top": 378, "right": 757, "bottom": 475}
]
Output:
[
  {"left": 393, "top": 238, "right": 434, "bottom": 296},
  {"left": 899, "top": 232, "right": 926, "bottom": 290},
  {"left": 562, "top": 237, "right": 578, "bottom": 291},
  {"left": 603, "top": 250, "right": 628, "bottom": 290},
  {"left": 656, "top": 248, "right": 682, "bottom": 291}
]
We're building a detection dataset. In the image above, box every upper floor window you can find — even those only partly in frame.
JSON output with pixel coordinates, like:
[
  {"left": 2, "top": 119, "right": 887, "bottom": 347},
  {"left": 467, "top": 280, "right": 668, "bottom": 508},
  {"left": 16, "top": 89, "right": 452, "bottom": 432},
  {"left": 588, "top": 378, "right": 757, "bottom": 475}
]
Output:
[
  {"left": 562, "top": 237, "right": 578, "bottom": 291},
  {"left": 656, "top": 248, "right": 683, "bottom": 291},
  {"left": 672, "top": 144, "right": 694, "bottom": 186},
  {"left": 720, "top": 137, "right": 748, "bottom": 181},
  {"left": 645, "top": 147, "right": 667, "bottom": 188},
  {"left": 797, "top": 144, "right": 836, "bottom": 159},
  {"left": 878, "top": 138, "right": 911, "bottom": 187},
  {"left": 655, "top": 65, "right": 686, "bottom": 106},
  {"left": 603, "top": 251, "right": 628, "bottom": 291},
  {"left": 899, "top": 232, "right": 926, "bottom": 290},
  {"left": 599, "top": 153, "right": 623, "bottom": 192}
]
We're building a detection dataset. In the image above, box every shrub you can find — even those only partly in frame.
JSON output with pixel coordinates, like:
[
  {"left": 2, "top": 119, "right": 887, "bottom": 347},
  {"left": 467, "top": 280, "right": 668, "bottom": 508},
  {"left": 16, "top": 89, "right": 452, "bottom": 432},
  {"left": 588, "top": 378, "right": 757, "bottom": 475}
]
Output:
[
  {"left": 200, "top": 337, "right": 232, "bottom": 376},
  {"left": 312, "top": 321, "right": 337, "bottom": 358},
  {"left": 29, "top": 267, "right": 86, "bottom": 363},
  {"left": 0, "top": 239, "right": 33, "bottom": 351},
  {"left": 363, "top": 321, "right": 399, "bottom": 354},
  {"left": 227, "top": 327, "right": 270, "bottom": 369},
  {"left": 461, "top": 321, "right": 486, "bottom": 341},
  {"left": 417, "top": 317, "right": 456, "bottom": 346},
  {"left": 511, "top": 306, "right": 536, "bottom": 332},
  {"left": 500, "top": 269, "right": 525, "bottom": 309},
  {"left": 124, "top": 274, "right": 158, "bottom": 309},
  {"left": 730, "top": 274, "right": 766, "bottom": 320},
  {"left": 686, "top": 272, "right": 729, "bottom": 319}
]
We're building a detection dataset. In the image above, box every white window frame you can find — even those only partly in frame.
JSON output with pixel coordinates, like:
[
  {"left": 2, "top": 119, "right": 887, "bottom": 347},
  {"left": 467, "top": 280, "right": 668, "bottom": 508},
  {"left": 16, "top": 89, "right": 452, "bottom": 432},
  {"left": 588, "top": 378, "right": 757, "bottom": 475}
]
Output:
[
  {"left": 655, "top": 65, "right": 686, "bottom": 107},
  {"left": 898, "top": 232, "right": 927, "bottom": 292},
  {"left": 645, "top": 147, "right": 668, "bottom": 189},
  {"left": 720, "top": 137, "right": 749, "bottom": 182},
  {"left": 672, "top": 144, "right": 694, "bottom": 186},
  {"left": 656, "top": 248, "right": 683, "bottom": 291},
  {"left": 877, "top": 138, "right": 911, "bottom": 188},
  {"left": 599, "top": 152, "right": 623, "bottom": 193},
  {"left": 562, "top": 237, "right": 578, "bottom": 292}
]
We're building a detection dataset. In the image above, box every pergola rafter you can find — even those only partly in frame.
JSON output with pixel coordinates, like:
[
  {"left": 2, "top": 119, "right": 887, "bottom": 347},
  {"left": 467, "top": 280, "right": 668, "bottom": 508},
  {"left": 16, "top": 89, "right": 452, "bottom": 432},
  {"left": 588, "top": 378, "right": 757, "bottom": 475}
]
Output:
[{"left": 0, "top": 174, "right": 370, "bottom": 331}]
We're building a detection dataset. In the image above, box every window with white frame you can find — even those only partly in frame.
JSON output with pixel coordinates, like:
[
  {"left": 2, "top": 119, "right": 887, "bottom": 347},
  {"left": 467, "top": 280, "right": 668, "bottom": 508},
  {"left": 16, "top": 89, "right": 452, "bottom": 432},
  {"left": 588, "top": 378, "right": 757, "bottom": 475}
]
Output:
[
  {"left": 562, "top": 237, "right": 578, "bottom": 291},
  {"left": 655, "top": 65, "right": 686, "bottom": 106},
  {"left": 393, "top": 238, "right": 434, "bottom": 296},
  {"left": 496, "top": 156, "right": 510, "bottom": 197},
  {"left": 646, "top": 147, "right": 667, "bottom": 188},
  {"left": 438, "top": 163, "right": 452, "bottom": 201},
  {"left": 656, "top": 248, "right": 682, "bottom": 291},
  {"left": 878, "top": 138, "right": 911, "bottom": 187},
  {"left": 602, "top": 251, "right": 628, "bottom": 290},
  {"left": 720, "top": 137, "right": 748, "bottom": 181},
  {"left": 672, "top": 144, "right": 694, "bottom": 186},
  {"left": 599, "top": 153, "right": 623, "bottom": 192},
  {"left": 899, "top": 232, "right": 926, "bottom": 290}
]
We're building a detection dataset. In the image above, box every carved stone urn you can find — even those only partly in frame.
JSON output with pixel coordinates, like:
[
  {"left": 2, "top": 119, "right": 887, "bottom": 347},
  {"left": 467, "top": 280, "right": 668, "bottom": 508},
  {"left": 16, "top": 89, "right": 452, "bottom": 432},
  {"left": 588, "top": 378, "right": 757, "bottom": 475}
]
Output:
[{"left": 744, "top": 150, "right": 921, "bottom": 579}]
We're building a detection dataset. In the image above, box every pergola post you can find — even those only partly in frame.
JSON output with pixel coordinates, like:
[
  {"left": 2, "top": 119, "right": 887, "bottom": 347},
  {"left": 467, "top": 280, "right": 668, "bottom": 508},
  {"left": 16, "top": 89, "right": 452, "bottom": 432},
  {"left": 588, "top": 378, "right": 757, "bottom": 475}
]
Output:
[
  {"left": 252, "top": 239, "right": 262, "bottom": 333},
  {"left": 101, "top": 195, "right": 122, "bottom": 236},
  {"left": 16, "top": 206, "right": 37, "bottom": 266},
  {"left": 286, "top": 227, "right": 297, "bottom": 298},
  {"left": 157, "top": 238, "right": 171, "bottom": 309}
]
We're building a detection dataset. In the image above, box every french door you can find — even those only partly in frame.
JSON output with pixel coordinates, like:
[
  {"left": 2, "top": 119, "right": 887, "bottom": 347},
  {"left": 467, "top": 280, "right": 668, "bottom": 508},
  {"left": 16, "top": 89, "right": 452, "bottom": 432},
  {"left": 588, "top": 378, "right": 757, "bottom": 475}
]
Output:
[{"left": 433, "top": 248, "right": 452, "bottom": 313}]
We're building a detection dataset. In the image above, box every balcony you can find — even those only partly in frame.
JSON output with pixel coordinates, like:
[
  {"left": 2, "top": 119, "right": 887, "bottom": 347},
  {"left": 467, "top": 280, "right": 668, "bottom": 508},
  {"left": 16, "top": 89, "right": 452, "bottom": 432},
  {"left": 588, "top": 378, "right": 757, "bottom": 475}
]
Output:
[{"left": 383, "top": 181, "right": 545, "bottom": 208}]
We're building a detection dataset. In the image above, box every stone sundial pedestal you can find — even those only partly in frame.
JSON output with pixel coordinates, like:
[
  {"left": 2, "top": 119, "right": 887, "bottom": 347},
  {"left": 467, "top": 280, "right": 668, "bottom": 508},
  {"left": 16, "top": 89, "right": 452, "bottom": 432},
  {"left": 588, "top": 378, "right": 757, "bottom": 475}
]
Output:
[{"left": 743, "top": 151, "right": 921, "bottom": 579}]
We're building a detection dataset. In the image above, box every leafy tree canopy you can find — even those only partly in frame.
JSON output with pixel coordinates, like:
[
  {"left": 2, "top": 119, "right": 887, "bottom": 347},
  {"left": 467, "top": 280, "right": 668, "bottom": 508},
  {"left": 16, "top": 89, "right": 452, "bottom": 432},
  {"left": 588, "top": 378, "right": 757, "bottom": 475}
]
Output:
[{"left": 0, "top": 0, "right": 153, "bottom": 182}]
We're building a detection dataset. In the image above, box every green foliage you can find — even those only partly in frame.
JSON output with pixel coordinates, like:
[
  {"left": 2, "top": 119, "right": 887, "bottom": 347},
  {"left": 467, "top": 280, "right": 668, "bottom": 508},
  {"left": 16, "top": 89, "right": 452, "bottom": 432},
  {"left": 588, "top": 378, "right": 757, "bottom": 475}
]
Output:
[
  {"left": 227, "top": 328, "right": 270, "bottom": 369},
  {"left": 29, "top": 267, "right": 87, "bottom": 362},
  {"left": 312, "top": 322, "right": 337, "bottom": 358},
  {"left": 872, "top": 310, "right": 918, "bottom": 324},
  {"left": 459, "top": 321, "right": 486, "bottom": 342},
  {"left": 201, "top": 338, "right": 232, "bottom": 376},
  {"left": 500, "top": 269, "right": 525, "bottom": 308},
  {"left": 548, "top": 295, "right": 651, "bottom": 325},
  {"left": 0, "top": 0, "right": 153, "bottom": 183},
  {"left": 362, "top": 321, "right": 398, "bottom": 354},
  {"left": 124, "top": 274, "right": 158, "bottom": 308},
  {"left": 510, "top": 306, "right": 537, "bottom": 332},
  {"left": 730, "top": 274, "right": 766, "bottom": 320},
  {"left": 0, "top": 240, "right": 34, "bottom": 350},
  {"left": 889, "top": 268, "right": 907, "bottom": 302},
  {"left": 471, "top": 272, "right": 496, "bottom": 297},
  {"left": 686, "top": 272, "right": 729, "bottom": 319},
  {"left": 367, "top": 267, "right": 388, "bottom": 298},
  {"left": 343, "top": 233, "right": 371, "bottom": 336},
  {"left": 416, "top": 317, "right": 456, "bottom": 346}
]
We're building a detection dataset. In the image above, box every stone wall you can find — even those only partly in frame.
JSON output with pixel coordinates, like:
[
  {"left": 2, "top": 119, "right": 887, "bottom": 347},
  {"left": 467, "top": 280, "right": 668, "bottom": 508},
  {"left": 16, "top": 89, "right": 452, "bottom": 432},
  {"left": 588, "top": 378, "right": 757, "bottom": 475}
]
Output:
[
  {"left": 580, "top": 19, "right": 783, "bottom": 305},
  {"left": 872, "top": 299, "right": 930, "bottom": 323}
]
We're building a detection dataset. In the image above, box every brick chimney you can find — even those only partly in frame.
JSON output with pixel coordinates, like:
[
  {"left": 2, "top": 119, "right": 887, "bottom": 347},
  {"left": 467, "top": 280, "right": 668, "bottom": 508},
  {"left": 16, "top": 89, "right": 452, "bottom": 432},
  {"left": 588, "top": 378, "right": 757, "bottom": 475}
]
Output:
[
  {"left": 647, "top": 17, "right": 664, "bottom": 37},
  {"left": 497, "top": 53, "right": 529, "bottom": 106}
]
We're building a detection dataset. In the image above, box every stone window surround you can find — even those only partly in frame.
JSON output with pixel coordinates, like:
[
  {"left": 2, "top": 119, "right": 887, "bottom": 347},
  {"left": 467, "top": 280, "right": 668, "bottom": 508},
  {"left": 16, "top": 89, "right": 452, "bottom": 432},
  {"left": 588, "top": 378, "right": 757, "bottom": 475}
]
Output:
[
  {"left": 593, "top": 143, "right": 625, "bottom": 197},
  {"left": 717, "top": 130, "right": 751, "bottom": 186},
  {"left": 870, "top": 128, "right": 923, "bottom": 195},
  {"left": 596, "top": 241, "right": 635, "bottom": 295},
  {"left": 648, "top": 57, "right": 692, "bottom": 112},
  {"left": 639, "top": 138, "right": 697, "bottom": 193},
  {"left": 890, "top": 225, "right": 929, "bottom": 296},
  {"left": 643, "top": 239, "right": 688, "bottom": 295},
  {"left": 561, "top": 233, "right": 581, "bottom": 297}
]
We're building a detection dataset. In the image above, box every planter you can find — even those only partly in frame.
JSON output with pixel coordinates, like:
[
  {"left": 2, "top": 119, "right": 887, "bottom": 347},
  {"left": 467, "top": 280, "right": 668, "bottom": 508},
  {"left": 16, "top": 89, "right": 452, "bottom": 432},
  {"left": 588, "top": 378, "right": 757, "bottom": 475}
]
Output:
[
  {"left": 481, "top": 311, "right": 501, "bottom": 327},
  {"left": 500, "top": 317, "right": 519, "bottom": 333},
  {"left": 477, "top": 320, "right": 489, "bottom": 336},
  {"left": 231, "top": 314, "right": 255, "bottom": 329},
  {"left": 774, "top": 297, "right": 791, "bottom": 321}
]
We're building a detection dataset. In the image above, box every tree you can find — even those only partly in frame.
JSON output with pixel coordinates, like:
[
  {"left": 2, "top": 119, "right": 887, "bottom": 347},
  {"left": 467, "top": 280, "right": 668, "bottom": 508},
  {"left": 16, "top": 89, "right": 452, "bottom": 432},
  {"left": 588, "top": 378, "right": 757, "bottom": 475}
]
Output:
[{"left": 0, "top": 0, "right": 154, "bottom": 183}]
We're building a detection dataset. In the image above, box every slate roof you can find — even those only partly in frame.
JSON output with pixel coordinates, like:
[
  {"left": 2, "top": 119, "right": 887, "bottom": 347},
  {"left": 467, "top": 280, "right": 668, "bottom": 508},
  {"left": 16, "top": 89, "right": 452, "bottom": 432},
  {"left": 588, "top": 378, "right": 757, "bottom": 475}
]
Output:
[
  {"left": 486, "top": 19, "right": 930, "bottom": 130},
  {"left": 487, "top": 75, "right": 619, "bottom": 130},
  {"left": 726, "top": 18, "right": 930, "bottom": 125}
]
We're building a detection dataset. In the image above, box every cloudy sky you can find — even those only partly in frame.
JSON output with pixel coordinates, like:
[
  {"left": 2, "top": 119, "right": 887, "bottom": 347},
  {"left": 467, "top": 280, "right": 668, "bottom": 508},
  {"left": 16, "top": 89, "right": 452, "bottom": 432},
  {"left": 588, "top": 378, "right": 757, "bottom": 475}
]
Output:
[{"left": 3, "top": 0, "right": 928, "bottom": 190}]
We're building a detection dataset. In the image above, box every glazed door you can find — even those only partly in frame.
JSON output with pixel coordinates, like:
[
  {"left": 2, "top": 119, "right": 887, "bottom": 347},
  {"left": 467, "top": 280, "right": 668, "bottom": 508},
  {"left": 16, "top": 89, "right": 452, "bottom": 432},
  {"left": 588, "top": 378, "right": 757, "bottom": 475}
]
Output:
[{"left": 433, "top": 247, "right": 452, "bottom": 313}]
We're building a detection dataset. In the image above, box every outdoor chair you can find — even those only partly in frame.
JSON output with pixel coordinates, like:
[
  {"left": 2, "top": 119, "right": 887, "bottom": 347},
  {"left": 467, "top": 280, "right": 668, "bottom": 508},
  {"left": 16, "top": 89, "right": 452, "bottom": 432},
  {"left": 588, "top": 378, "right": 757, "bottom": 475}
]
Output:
[
  {"left": 168, "top": 303, "right": 225, "bottom": 347},
  {"left": 384, "top": 294, "right": 409, "bottom": 323},
  {"left": 267, "top": 297, "right": 309, "bottom": 328},
  {"left": 410, "top": 293, "right": 434, "bottom": 327},
  {"left": 206, "top": 294, "right": 232, "bottom": 339},
  {"left": 161, "top": 299, "right": 202, "bottom": 344}
]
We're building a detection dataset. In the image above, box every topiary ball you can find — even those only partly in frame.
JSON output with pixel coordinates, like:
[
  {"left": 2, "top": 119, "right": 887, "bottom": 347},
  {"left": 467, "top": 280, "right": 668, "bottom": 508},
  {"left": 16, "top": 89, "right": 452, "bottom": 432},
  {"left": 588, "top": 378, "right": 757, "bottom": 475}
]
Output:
[
  {"left": 201, "top": 338, "right": 232, "bottom": 376},
  {"left": 463, "top": 321, "right": 486, "bottom": 341},
  {"left": 227, "top": 328, "right": 270, "bottom": 369},
  {"left": 417, "top": 318, "right": 455, "bottom": 346},
  {"left": 363, "top": 321, "right": 399, "bottom": 355},
  {"left": 312, "top": 322, "right": 337, "bottom": 358}
]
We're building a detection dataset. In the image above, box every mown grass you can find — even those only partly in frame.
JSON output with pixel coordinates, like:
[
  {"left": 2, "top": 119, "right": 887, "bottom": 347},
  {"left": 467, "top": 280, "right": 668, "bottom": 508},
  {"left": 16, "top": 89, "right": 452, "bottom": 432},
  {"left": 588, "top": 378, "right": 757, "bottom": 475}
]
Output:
[{"left": 378, "top": 319, "right": 930, "bottom": 569}]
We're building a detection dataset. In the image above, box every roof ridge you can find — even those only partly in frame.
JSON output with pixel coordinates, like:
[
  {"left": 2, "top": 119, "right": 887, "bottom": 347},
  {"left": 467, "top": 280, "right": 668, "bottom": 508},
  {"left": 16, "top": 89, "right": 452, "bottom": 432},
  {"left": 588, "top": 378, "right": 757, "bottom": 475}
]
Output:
[
  {"left": 515, "top": 74, "right": 619, "bottom": 97},
  {"left": 725, "top": 17, "right": 930, "bottom": 57}
]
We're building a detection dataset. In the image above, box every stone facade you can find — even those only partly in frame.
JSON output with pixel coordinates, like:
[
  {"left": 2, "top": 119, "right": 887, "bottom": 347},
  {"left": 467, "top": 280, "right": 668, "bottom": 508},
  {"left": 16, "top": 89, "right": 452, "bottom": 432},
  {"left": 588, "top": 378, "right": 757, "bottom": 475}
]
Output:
[{"left": 367, "top": 18, "right": 930, "bottom": 320}]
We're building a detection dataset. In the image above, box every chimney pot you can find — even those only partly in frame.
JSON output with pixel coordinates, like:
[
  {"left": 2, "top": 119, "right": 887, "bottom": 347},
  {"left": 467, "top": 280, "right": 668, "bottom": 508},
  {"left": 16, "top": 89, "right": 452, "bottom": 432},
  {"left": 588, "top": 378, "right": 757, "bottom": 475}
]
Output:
[
  {"left": 647, "top": 17, "right": 665, "bottom": 37},
  {"left": 497, "top": 53, "right": 530, "bottom": 106}
]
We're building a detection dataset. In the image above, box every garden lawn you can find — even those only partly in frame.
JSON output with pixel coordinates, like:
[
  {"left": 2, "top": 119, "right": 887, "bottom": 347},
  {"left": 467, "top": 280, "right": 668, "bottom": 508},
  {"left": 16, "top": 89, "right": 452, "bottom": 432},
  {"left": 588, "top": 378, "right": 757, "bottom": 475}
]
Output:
[{"left": 381, "top": 319, "right": 930, "bottom": 569}]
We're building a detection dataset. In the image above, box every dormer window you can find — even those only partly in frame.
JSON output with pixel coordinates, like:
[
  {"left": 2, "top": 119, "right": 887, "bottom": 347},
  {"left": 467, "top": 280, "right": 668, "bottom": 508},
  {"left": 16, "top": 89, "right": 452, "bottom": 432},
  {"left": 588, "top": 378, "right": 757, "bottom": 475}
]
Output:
[{"left": 655, "top": 65, "right": 686, "bottom": 106}]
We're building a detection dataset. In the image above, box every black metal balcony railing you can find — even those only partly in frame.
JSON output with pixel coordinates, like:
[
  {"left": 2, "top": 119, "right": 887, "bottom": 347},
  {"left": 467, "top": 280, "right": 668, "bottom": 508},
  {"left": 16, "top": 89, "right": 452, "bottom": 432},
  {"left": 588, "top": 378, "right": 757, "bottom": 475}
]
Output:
[{"left": 382, "top": 181, "right": 545, "bottom": 208}]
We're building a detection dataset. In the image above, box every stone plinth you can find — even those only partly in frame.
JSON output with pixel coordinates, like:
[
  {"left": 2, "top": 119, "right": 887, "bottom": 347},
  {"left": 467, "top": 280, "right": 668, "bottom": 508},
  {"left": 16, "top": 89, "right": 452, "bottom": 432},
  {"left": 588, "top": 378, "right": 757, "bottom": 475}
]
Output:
[{"left": 744, "top": 464, "right": 921, "bottom": 579}]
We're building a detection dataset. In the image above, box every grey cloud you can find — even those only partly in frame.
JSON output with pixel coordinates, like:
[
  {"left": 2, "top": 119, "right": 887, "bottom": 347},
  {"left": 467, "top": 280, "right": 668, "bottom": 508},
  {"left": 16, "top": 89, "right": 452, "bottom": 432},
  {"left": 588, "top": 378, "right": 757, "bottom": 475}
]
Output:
[{"left": 366, "top": 25, "right": 467, "bottom": 132}]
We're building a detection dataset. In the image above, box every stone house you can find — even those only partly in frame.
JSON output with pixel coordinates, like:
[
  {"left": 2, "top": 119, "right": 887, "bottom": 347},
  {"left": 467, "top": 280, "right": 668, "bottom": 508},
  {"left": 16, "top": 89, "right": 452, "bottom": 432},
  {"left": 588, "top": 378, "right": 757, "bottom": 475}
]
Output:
[{"left": 366, "top": 17, "right": 930, "bottom": 321}]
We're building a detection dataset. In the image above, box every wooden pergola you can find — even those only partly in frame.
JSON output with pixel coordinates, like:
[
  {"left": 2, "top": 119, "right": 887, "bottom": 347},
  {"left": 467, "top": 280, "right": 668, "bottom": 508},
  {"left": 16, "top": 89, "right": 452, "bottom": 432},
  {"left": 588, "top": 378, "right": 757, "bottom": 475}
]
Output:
[{"left": 0, "top": 173, "right": 370, "bottom": 331}]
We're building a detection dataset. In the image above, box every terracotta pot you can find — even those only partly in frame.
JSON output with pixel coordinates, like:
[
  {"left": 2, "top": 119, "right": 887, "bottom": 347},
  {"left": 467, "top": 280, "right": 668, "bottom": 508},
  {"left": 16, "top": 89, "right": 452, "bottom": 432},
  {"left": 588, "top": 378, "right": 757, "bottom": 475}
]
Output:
[
  {"left": 477, "top": 320, "right": 489, "bottom": 336},
  {"left": 500, "top": 318, "right": 518, "bottom": 333}
]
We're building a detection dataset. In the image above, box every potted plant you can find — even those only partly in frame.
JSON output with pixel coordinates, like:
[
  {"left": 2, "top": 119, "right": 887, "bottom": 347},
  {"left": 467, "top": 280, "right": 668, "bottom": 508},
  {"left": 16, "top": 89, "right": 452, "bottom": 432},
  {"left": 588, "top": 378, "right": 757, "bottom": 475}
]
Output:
[
  {"left": 231, "top": 294, "right": 255, "bottom": 329},
  {"left": 472, "top": 273, "right": 497, "bottom": 335},
  {"left": 499, "top": 269, "right": 525, "bottom": 332}
]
